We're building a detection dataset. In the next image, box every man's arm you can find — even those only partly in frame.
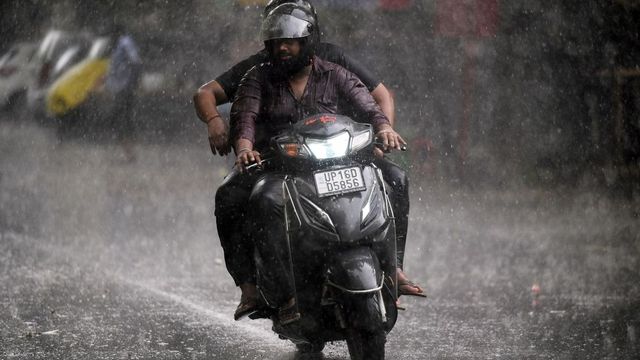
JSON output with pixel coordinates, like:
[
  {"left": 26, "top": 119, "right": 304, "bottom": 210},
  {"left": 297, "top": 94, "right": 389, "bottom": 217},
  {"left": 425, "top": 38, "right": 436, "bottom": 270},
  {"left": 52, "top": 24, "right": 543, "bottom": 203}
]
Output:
[
  {"left": 194, "top": 80, "right": 229, "bottom": 122},
  {"left": 318, "top": 43, "right": 396, "bottom": 126},
  {"left": 193, "top": 80, "right": 231, "bottom": 156},
  {"left": 193, "top": 52, "right": 265, "bottom": 156},
  {"left": 370, "top": 83, "right": 395, "bottom": 127},
  {"left": 229, "top": 66, "right": 263, "bottom": 171},
  {"left": 337, "top": 68, "right": 406, "bottom": 151}
]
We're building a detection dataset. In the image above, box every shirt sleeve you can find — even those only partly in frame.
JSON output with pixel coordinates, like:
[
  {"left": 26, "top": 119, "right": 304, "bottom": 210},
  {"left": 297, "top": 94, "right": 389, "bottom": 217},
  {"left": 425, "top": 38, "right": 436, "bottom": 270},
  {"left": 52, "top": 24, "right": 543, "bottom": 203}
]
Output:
[
  {"left": 230, "top": 66, "right": 263, "bottom": 145},
  {"left": 333, "top": 66, "right": 389, "bottom": 131},
  {"left": 215, "top": 51, "right": 266, "bottom": 101},
  {"left": 317, "top": 42, "right": 381, "bottom": 92}
]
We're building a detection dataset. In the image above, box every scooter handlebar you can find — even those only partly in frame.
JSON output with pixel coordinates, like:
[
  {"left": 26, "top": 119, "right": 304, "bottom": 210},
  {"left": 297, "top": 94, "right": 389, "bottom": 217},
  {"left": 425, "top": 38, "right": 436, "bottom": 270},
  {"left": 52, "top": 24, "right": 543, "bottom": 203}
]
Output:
[{"left": 374, "top": 141, "right": 408, "bottom": 152}]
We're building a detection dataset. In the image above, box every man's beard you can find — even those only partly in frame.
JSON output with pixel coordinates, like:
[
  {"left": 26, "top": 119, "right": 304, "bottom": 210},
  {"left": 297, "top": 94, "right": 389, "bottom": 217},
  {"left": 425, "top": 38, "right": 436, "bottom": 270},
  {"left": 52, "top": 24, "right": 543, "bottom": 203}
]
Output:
[{"left": 270, "top": 51, "right": 311, "bottom": 79}]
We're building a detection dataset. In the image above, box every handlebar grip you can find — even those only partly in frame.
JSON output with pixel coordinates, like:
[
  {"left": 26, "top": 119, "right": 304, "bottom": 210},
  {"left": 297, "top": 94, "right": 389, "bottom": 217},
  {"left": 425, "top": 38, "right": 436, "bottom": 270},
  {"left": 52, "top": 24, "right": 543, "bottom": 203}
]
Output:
[
  {"left": 374, "top": 141, "right": 408, "bottom": 152},
  {"left": 243, "top": 157, "right": 271, "bottom": 172},
  {"left": 245, "top": 162, "right": 261, "bottom": 170}
]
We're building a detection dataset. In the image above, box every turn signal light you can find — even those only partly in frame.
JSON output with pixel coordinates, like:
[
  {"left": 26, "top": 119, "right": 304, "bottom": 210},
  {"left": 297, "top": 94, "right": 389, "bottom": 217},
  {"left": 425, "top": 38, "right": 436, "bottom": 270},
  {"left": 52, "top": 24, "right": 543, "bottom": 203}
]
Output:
[{"left": 283, "top": 143, "right": 299, "bottom": 157}]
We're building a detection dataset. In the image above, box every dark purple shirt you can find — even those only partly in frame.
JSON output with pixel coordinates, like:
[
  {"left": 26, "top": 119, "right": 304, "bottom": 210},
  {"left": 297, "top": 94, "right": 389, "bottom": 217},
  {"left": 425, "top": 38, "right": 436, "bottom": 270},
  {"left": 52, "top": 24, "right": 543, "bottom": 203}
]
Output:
[
  {"left": 230, "top": 56, "right": 389, "bottom": 148},
  {"left": 216, "top": 43, "right": 380, "bottom": 101}
]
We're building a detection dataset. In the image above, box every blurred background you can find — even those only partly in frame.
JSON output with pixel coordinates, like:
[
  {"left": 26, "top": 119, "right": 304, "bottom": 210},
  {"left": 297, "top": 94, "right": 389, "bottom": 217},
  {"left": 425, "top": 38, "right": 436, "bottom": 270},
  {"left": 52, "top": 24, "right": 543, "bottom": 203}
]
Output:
[{"left": 1, "top": 0, "right": 639, "bottom": 192}]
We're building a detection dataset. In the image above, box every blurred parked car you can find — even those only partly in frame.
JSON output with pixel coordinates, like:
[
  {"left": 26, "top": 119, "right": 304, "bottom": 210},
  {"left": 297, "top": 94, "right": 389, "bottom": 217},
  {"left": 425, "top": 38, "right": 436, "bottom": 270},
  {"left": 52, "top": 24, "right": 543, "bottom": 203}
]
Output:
[
  {"left": 26, "top": 30, "right": 95, "bottom": 117},
  {"left": 0, "top": 41, "right": 38, "bottom": 111},
  {"left": 46, "top": 36, "right": 112, "bottom": 117}
]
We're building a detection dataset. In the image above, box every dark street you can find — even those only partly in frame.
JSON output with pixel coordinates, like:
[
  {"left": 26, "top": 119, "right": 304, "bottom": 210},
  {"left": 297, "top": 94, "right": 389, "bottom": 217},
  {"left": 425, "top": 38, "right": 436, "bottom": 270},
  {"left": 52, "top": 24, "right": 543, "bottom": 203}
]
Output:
[{"left": 1, "top": 119, "right": 638, "bottom": 359}]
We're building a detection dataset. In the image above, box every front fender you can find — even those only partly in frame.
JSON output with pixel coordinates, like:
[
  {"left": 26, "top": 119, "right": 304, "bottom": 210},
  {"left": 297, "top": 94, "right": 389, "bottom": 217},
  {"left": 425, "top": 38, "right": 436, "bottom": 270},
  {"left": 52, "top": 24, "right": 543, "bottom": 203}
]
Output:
[{"left": 326, "top": 247, "right": 382, "bottom": 293}]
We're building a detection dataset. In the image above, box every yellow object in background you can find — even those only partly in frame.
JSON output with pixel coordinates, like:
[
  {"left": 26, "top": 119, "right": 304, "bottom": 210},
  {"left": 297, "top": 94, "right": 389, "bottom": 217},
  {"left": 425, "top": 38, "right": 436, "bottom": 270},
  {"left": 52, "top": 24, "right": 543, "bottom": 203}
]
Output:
[{"left": 46, "top": 58, "right": 110, "bottom": 117}]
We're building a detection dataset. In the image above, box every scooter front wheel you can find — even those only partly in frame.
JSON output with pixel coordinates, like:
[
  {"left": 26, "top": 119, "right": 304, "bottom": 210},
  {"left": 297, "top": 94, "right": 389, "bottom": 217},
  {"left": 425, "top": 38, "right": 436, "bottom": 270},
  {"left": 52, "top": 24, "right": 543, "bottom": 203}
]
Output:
[
  {"left": 343, "top": 294, "right": 386, "bottom": 360},
  {"left": 296, "top": 341, "right": 326, "bottom": 353},
  {"left": 345, "top": 327, "right": 386, "bottom": 360}
]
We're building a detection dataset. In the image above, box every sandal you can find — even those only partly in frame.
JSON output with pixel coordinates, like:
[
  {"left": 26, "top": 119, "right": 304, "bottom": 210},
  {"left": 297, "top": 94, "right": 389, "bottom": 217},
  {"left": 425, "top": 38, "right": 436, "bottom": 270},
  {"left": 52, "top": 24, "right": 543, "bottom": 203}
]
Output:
[
  {"left": 278, "top": 299, "right": 301, "bottom": 325},
  {"left": 398, "top": 279, "right": 427, "bottom": 298},
  {"left": 234, "top": 297, "right": 258, "bottom": 321}
]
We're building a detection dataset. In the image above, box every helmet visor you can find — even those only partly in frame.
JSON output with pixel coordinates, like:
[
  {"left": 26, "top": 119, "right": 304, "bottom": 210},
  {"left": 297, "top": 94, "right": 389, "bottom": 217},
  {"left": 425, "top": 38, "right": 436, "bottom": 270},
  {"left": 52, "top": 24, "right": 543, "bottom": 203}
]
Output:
[{"left": 261, "top": 13, "right": 311, "bottom": 42}]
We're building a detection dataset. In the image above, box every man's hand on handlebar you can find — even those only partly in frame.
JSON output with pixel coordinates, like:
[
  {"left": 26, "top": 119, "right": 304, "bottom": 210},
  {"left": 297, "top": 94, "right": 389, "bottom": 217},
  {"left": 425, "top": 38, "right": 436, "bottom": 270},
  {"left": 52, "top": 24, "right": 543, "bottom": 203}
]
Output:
[
  {"left": 235, "top": 148, "right": 262, "bottom": 173},
  {"left": 375, "top": 125, "right": 407, "bottom": 152}
]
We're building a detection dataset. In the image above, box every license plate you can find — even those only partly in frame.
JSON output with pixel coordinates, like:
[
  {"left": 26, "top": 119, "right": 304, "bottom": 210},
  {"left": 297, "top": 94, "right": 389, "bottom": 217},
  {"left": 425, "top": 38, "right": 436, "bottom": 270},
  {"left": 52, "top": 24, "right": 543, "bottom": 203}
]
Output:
[{"left": 314, "top": 166, "right": 366, "bottom": 197}]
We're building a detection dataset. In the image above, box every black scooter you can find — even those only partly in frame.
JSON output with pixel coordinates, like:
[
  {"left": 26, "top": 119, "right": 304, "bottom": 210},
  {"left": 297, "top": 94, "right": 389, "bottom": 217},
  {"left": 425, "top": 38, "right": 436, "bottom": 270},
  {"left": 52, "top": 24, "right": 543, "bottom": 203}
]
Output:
[{"left": 247, "top": 114, "right": 400, "bottom": 360}]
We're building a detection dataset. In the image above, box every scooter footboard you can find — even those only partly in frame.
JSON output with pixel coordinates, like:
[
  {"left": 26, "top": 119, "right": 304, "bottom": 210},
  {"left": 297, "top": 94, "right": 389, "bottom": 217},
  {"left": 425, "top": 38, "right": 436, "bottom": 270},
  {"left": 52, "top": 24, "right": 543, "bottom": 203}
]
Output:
[{"left": 326, "top": 247, "right": 383, "bottom": 293}]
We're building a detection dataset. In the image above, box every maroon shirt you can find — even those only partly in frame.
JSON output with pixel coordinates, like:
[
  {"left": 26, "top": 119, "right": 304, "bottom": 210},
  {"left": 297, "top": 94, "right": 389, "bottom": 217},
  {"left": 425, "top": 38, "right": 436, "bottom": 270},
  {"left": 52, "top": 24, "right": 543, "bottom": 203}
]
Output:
[{"left": 231, "top": 56, "right": 390, "bottom": 149}]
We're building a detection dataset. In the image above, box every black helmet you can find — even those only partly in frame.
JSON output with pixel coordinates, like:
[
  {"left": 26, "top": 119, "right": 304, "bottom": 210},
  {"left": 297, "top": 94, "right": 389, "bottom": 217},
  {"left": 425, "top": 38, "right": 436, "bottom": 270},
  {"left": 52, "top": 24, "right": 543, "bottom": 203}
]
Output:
[
  {"left": 261, "top": 3, "right": 317, "bottom": 42},
  {"left": 263, "top": 0, "right": 317, "bottom": 20},
  {"left": 262, "top": 3, "right": 317, "bottom": 77},
  {"left": 263, "top": 1, "right": 320, "bottom": 41}
]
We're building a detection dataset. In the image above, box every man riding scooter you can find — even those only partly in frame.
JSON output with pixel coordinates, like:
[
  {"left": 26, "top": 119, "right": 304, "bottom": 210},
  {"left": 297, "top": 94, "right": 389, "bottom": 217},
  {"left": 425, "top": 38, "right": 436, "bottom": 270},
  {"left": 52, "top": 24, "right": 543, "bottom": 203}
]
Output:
[
  {"left": 193, "top": 0, "right": 425, "bottom": 320},
  {"left": 231, "top": 1, "right": 406, "bottom": 323}
]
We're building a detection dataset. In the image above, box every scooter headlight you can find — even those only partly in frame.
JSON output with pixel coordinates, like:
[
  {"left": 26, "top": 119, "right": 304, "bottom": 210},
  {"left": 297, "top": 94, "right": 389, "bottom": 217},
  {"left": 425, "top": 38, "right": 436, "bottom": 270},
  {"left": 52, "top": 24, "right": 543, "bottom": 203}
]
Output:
[
  {"left": 351, "top": 128, "right": 372, "bottom": 152},
  {"left": 305, "top": 131, "right": 351, "bottom": 160}
]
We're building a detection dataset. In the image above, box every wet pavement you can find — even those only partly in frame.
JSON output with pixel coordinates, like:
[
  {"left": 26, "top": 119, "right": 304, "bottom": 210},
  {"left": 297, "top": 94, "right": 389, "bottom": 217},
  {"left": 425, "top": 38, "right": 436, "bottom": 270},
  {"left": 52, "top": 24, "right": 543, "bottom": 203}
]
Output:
[{"left": 1, "top": 119, "right": 639, "bottom": 359}]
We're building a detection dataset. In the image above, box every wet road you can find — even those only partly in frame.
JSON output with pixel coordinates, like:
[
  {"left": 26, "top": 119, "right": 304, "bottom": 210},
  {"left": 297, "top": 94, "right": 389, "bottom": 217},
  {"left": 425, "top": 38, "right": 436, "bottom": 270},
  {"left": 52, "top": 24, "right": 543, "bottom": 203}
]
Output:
[{"left": 1, "top": 118, "right": 639, "bottom": 359}]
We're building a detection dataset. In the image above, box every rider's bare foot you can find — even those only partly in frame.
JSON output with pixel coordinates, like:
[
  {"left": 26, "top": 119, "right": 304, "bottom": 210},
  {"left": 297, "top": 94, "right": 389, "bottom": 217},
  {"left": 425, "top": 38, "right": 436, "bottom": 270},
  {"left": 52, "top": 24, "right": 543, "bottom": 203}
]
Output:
[
  {"left": 396, "top": 268, "right": 426, "bottom": 298},
  {"left": 234, "top": 283, "right": 258, "bottom": 320}
]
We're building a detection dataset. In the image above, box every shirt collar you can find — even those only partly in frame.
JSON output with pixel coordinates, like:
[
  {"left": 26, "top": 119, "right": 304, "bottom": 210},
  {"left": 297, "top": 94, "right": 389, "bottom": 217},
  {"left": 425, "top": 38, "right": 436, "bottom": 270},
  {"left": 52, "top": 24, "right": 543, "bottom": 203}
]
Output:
[{"left": 312, "top": 56, "right": 333, "bottom": 74}]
